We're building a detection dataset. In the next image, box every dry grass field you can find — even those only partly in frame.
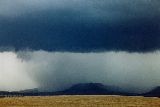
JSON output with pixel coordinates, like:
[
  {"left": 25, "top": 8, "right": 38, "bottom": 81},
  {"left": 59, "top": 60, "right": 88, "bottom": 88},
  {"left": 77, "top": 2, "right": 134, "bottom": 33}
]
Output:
[{"left": 0, "top": 95, "right": 160, "bottom": 107}]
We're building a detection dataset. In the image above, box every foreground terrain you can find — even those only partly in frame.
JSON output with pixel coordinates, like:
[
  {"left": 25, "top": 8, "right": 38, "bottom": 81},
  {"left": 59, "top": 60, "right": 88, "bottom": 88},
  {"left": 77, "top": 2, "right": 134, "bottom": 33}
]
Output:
[{"left": 0, "top": 95, "right": 160, "bottom": 107}]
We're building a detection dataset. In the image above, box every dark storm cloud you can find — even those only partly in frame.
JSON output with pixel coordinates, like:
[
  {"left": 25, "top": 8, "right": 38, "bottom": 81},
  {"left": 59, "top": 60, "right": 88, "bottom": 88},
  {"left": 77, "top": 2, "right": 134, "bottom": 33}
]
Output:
[{"left": 0, "top": 0, "right": 160, "bottom": 52}]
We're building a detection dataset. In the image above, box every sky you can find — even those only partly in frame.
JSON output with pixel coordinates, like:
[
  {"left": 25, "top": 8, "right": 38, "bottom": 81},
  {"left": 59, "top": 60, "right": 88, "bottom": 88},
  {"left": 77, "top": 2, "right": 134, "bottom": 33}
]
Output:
[{"left": 0, "top": 0, "right": 160, "bottom": 93}]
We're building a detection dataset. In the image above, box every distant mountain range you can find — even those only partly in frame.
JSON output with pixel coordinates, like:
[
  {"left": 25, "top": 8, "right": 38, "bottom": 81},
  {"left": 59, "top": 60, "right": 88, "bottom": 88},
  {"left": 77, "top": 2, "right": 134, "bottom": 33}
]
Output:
[
  {"left": 18, "top": 88, "right": 39, "bottom": 93},
  {"left": 54, "top": 83, "right": 134, "bottom": 96},
  {"left": 142, "top": 86, "right": 160, "bottom": 97},
  {"left": 0, "top": 83, "right": 159, "bottom": 97}
]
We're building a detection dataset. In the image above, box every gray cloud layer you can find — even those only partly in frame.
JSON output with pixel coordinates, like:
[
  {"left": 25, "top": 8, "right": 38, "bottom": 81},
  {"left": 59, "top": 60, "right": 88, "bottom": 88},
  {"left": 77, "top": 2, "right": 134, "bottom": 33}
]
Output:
[
  {"left": 0, "top": 0, "right": 160, "bottom": 52},
  {"left": 0, "top": 50, "right": 160, "bottom": 93},
  {"left": 0, "top": 0, "right": 159, "bottom": 22}
]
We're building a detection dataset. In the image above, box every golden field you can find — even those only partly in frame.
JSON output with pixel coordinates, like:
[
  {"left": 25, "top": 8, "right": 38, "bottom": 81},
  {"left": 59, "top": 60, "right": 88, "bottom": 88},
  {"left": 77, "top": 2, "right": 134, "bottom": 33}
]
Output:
[{"left": 0, "top": 95, "right": 160, "bottom": 107}]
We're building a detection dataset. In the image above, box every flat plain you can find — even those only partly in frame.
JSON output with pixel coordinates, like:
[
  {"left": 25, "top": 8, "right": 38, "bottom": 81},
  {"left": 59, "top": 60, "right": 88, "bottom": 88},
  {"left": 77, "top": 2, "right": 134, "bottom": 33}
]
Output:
[{"left": 0, "top": 95, "right": 160, "bottom": 107}]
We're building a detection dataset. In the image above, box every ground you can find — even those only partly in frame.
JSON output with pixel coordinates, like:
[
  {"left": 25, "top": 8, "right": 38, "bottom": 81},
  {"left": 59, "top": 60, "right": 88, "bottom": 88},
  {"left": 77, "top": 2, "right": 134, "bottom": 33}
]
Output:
[{"left": 0, "top": 95, "right": 160, "bottom": 107}]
